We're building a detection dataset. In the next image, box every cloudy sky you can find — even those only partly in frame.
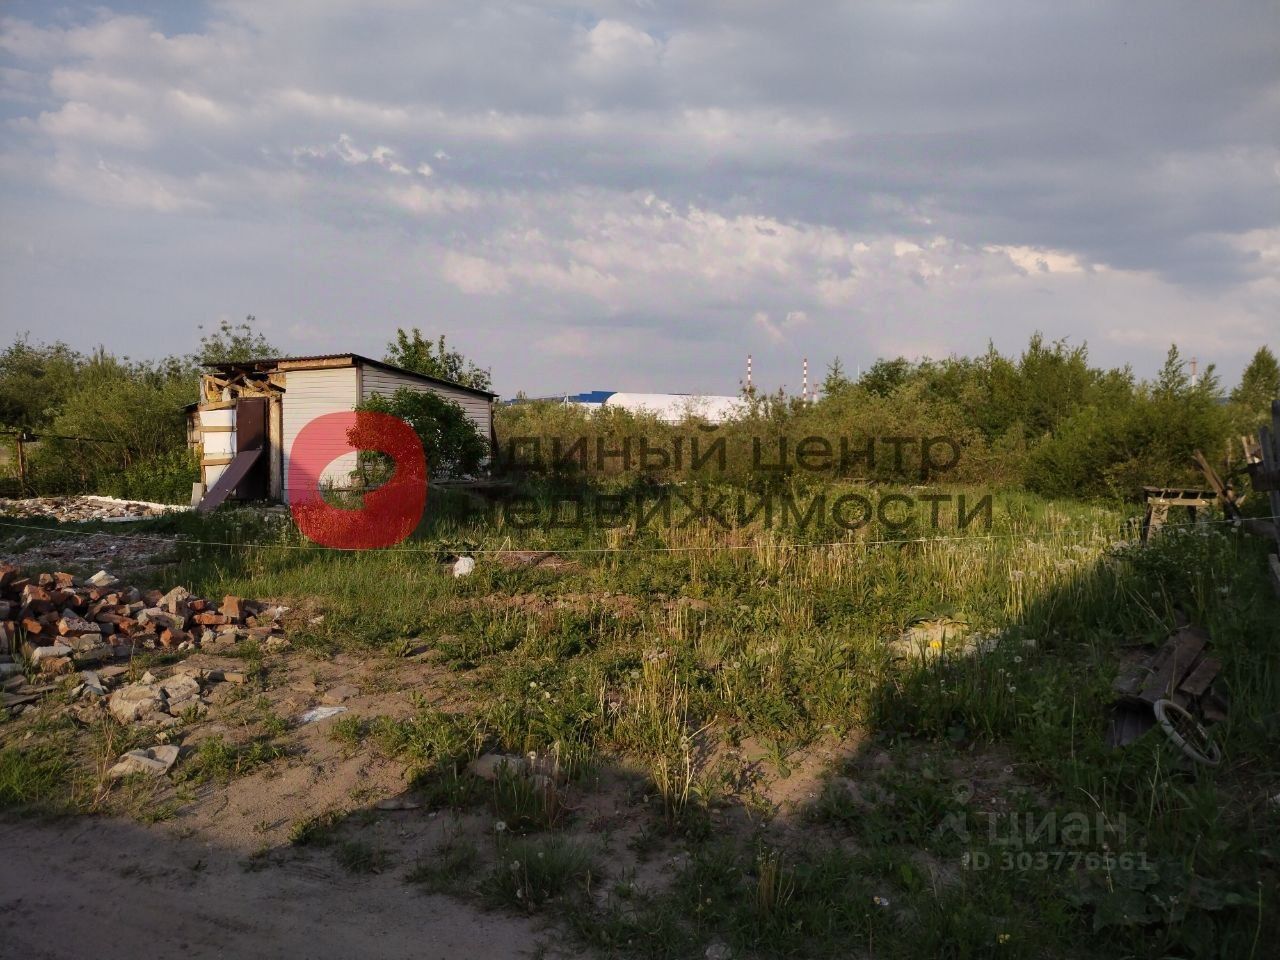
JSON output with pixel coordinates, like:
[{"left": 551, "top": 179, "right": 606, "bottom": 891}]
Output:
[{"left": 1, "top": 1, "right": 1276, "bottom": 396}]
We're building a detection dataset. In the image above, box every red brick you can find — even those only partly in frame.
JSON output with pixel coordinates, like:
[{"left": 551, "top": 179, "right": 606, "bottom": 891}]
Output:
[
  {"left": 159, "top": 627, "right": 189, "bottom": 649},
  {"left": 221, "top": 596, "right": 244, "bottom": 622}
]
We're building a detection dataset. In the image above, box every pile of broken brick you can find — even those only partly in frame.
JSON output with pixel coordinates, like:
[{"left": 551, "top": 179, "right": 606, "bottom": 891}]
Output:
[{"left": 0, "top": 562, "right": 287, "bottom": 726}]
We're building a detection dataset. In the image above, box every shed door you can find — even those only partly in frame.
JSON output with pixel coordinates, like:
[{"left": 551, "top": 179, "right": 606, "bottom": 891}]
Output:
[{"left": 235, "top": 397, "right": 269, "bottom": 500}]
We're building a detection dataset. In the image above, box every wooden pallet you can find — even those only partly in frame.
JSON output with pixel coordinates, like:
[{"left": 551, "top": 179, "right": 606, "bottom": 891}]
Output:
[{"left": 1108, "top": 625, "right": 1225, "bottom": 748}]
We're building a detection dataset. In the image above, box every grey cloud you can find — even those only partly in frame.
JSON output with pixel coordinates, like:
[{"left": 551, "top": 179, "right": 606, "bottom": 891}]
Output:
[{"left": 0, "top": 0, "right": 1275, "bottom": 395}]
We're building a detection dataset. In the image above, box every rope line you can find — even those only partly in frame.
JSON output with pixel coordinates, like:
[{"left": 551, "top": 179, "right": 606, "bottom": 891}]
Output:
[{"left": 0, "top": 513, "right": 1272, "bottom": 557}]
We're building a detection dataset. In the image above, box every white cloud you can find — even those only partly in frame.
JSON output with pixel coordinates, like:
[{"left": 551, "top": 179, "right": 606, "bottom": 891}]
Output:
[
  {"left": 387, "top": 182, "right": 480, "bottom": 216},
  {"left": 440, "top": 251, "right": 510, "bottom": 295},
  {"left": 165, "top": 89, "right": 233, "bottom": 125},
  {"left": 34, "top": 101, "right": 151, "bottom": 148},
  {"left": 47, "top": 154, "right": 209, "bottom": 213},
  {"left": 577, "top": 19, "right": 662, "bottom": 78},
  {"left": 988, "top": 245, "right": 1089, "bottom": 275}
]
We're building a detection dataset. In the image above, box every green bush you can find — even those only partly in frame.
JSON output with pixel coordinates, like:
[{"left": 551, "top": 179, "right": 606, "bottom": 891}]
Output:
[
  {"left": 101, "top": 446, "right": 200, "bottom": 504},
  {"left": 356, "top": 387, "right": 489, "bottom": 479}
]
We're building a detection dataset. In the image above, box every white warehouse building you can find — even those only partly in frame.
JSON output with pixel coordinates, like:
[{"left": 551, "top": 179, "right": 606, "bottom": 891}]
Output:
[{"left": 515, "top": 390, "right": 748, "bottom": 424}]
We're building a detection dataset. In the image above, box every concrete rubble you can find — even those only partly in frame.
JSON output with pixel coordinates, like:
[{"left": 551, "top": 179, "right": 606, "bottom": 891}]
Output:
[
  {"left": 0, "top": 495, "right": 189, "bottom": 523},
  {"left": 0, "top": 533, "right": 166, "bottom": 577},
  {"left": 107, "top": 744, "right": 181, "bottom": 780},
  {"left": 0, "top": 562, "right": 287, "bottom": 730}
]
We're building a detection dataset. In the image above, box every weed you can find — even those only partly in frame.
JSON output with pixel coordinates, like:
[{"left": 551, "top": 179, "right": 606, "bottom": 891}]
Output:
[
  {"left": 329, "top": 715, "right": 367, "bottom": 748},
  {"left": 289, "top": 810, "right": 339, "bottom": 846},
  {"left": 0, "top": 742, "right": 84, "bottom": 814},
  {"left": 480, "top": 837, "right": 596, "bottom": 912},
  {"left": 175, "top": 736, "right": 284, "bottom": 785},
  {"left": 335, "top": 839, "right": 389, "bottom": 874},
  {"left": 489, "top": 764, "right": 567, "bottom": 832},
  {"left": 406, "top": 836, "right": 480, "bottom": 894}
]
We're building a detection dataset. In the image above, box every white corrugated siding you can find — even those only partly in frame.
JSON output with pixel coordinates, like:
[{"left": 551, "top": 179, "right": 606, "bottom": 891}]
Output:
[
  {"left": 359, "top": 363, "right": 493, "bottom": 447},
  {"left": 281, "top": 367, "right": 359, "bottom": 502}
]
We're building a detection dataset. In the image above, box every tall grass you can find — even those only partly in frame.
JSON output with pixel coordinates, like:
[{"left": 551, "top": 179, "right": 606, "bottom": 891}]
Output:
[{"left": 2, "top": 482, "right": 1275, "bottom": 958}]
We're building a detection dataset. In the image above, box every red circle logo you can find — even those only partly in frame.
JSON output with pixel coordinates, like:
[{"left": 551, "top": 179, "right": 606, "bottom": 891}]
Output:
[{"left": 287, "top": 411, "right": 427, "bottom": 549}]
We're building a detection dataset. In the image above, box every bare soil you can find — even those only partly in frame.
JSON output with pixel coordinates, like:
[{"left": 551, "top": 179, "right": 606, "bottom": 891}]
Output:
[{"left": 0, "top": 816, "right": 552, "bottom": 960}]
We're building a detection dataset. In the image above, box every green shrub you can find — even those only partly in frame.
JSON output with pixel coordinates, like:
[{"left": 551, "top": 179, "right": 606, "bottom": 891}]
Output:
[
  {"left": 356, "top": 388, "right": 489, "bottom": 479},
  {"left": 101, "top": 447, "right": 200, "bottom": 504}
]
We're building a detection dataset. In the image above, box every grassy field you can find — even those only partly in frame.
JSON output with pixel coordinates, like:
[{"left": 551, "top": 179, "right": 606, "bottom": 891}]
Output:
[{"left": 2, "top": 482, "right": 1278, "bottom": 959}]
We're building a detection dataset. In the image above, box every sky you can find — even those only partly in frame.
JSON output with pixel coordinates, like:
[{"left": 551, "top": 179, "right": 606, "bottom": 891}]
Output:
[{"left": 0, "top": 0, "right": 1277, "bottom": 397}]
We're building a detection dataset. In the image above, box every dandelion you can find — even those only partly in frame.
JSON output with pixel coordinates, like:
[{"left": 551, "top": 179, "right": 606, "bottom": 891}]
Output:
[
  {"left": 873, "top": 895, "right": 890, "bottom": 908},
  {"left": 1007, "top": 684, "right": 1016, "bottom": 693},
  {"left": 1013, "top": 656, "right": 1023, "bottom": 664},
  {"left": 510, "top": 860, "right": 521, "bottom": 871},
  {"left": 495, "top": 820, "right": 507, "bottom": 833}
]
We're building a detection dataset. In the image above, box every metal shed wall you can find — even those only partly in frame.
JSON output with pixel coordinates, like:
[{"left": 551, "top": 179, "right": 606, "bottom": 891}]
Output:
[
  {"left": 358, "top": 362, "right": 493, "bottom": 450},
  {"left": 281, "top": 366, "right": 360, "bottom": 502}
]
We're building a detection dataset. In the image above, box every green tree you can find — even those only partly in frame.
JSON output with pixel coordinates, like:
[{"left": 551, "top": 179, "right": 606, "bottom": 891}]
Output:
[
  {"left": 0, "top": 336, "right": 82, "bottom": 431},
  {"left": 356, "top": 387, "right": 489, "bottom": 478},
  {"left": 196, "top": 316, "right": 276, "bottom": 365},
  {"left": 384, "top": 328, "right": 492, "bottom": 391},
  {"left": 857, "top": 357, "right": 914, "bottom": 397},
  {"left": 1016, "top": 334, "right": 1095, "bottom": 436},
  {"left": 1230, "top": 346, "right": 1279, "bottom": 427},
  {"left": 822, "top": 357, "right": 852, "bottom": 398}
]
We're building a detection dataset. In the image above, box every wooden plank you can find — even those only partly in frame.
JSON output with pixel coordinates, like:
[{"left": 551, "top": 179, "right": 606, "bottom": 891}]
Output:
[
  {"left": 1177, "top": 656, "right": 1222, "bottom": 698},
  {"left": 1106, "top": 701, "right": 1155, "bottom": 749},
  {"left": 1239, "top": 517, "right": 1277, "bottom": 539},
  {"left": 196, "top": 448, "right": 263, "bottom": 514},
  {"left": 1202, "top": 692, "right": 1229, "bottom": 724},
  {"left": 1261, "top": 401, "right": 1280, "bottom": 551},
  {"left": 1192, "top": 450, "right": 1239, "bottom": 518},
  {"left": 277, "top": 356, "right": 355, "bottom": 372},
  {"left": 1112, "top": 659, "right": 1150, "bottom": 697},
  {"left": 1139, "top": 627, "right": 1208, "bottom": 704}
]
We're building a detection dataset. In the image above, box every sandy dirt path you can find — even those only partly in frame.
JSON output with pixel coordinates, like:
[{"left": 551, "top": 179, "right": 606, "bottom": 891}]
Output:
[{"left": 0, "top": 816, "right": 561, "bottom": 960}]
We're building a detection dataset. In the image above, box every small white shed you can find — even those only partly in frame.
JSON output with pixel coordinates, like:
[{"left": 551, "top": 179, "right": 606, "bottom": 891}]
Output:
[{"left": 190, "top": 353, "right": 497, "bottom": 507}]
